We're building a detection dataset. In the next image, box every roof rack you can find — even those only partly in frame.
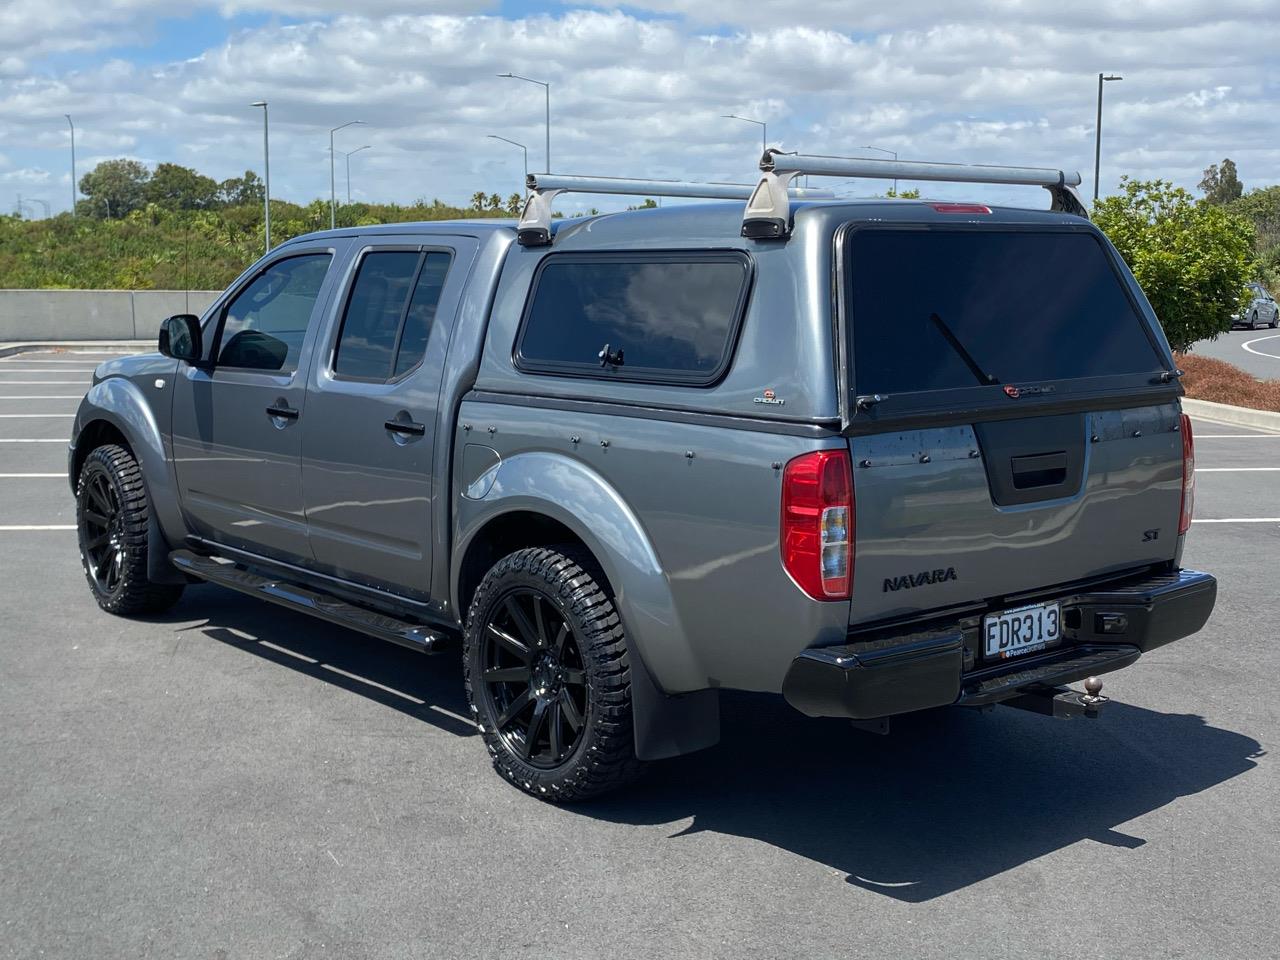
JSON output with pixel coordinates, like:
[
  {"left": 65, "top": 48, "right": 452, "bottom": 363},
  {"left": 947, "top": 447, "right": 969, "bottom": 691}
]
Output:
[
  {"left": 742, "top": 150, "right": 1088, "bottom": 239},
  {"left": 516, "top": 173, "right": 834, "bottom": 246}
]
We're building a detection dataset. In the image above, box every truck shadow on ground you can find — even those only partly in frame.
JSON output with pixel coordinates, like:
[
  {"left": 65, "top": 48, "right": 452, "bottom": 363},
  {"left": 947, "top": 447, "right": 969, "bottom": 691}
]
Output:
[
  {"left": 172, "top": 586, "right": 1263, "bottom": 903},
  {"left": 584, "top": 692, "right": 1264, "bottom": 901}
]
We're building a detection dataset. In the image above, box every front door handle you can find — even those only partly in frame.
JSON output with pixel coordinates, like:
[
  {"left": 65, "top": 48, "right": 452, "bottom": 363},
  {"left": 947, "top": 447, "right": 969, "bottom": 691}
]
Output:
[
  {"left": 266, "top": 403, "right": 299, "bottom": 420},
  {"left": 384, "top": 418, "right": 426, "bottom": 437}
]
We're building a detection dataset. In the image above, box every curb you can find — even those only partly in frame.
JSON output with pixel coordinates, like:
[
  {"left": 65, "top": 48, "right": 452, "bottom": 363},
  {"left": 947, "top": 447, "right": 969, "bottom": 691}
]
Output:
[
  {"left": 0, "top": 340, "right": 152, "bottom": 359},
  {"left": 1182, "top": 397, "right": 1280, "bottom": 433}
]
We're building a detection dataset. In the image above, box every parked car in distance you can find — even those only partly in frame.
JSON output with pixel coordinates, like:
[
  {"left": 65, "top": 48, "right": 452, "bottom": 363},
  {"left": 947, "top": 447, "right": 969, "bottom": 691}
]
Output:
[
  {"left": 68, "top": 151, "right": 1216, "bottom": 802},
  {"left": 1234, "top": 282, "right": 1280, "bottom": 329}
]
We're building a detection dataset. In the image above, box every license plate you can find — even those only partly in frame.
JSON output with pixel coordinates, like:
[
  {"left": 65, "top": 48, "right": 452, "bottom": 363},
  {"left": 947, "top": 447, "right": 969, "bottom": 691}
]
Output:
[{"left": 983, "top": 600, "right": 1061, "bottom": 660}]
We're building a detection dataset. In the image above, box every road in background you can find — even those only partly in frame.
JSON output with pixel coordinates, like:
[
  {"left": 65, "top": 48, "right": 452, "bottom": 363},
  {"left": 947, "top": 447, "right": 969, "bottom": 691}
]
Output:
[
  {"left": 0, "top": 351, "right": 1277, "bottom": 960},
  {"left": 1189, "top": 327, "right": 1280, "bottom": 380}
]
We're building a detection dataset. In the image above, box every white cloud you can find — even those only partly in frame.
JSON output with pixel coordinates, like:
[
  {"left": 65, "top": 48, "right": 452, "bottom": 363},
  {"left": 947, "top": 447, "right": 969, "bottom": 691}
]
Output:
[{"left": 0, "top": 4, "right": 1276, "bottom": 214}]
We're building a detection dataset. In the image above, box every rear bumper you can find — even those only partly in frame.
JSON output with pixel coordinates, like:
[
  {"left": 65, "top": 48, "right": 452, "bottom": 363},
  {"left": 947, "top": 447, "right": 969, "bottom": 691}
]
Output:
[{"left": 782, "top": 568, "right": 1216, "bottom": 720}]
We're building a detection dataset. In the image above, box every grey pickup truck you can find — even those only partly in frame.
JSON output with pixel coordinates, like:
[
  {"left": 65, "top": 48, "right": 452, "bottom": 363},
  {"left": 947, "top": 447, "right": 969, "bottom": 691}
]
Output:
[{"left": 69, "top": 151, "right": 1216, "bottom": 801}]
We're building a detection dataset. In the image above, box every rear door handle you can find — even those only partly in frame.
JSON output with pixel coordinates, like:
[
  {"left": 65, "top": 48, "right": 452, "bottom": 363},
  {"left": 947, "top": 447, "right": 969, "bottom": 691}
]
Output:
[
  {"left": 266, "top": 403, "right": 299, "bottom": 420},
  {"left": 384, "top": 419, "right": 426, "bottom": 437}
]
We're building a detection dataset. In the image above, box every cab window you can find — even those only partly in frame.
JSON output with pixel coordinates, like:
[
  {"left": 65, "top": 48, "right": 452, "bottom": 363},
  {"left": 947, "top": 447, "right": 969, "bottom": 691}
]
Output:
[{"left": 217, "top": 254, "right": 332, "bottom": 373}]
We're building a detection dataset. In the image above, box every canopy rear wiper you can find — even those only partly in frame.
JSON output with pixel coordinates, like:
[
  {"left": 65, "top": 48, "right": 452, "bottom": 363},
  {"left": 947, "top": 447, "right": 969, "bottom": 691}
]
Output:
[{"left": 929, "top": 313, "right": 999, "bottom": 386}]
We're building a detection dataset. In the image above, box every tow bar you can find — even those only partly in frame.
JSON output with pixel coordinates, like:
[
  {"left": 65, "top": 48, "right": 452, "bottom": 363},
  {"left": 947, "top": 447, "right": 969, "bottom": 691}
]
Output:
[{"left": 1002, "top": 676, "right": 1110, "bottom": 720}]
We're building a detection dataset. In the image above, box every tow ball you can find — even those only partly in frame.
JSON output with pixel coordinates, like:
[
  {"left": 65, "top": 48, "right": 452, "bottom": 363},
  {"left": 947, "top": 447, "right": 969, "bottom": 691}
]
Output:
[{"left": 1002, "top": 676, "right": 1110, "bottom": 720}]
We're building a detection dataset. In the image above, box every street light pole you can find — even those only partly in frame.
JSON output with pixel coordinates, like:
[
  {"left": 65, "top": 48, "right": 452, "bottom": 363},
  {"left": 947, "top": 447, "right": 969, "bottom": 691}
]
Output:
[
  {"left": 722, "top": 114, "right": 767, "bottom": 155},
  {"left": 64, "top": 115, "right": 76, "bottom": 216},
  {"left": 251, "top": 101, "right": 271, "bottom": 253},
  {"left": 329, "top": 120, "right": 364, "bottom": 230},
  {"left": 1094, "top": 73, "right": 1123, "bottom": 204},
  {"left": 487, "top": 135, "right": 529, "bottom": 189},
  {"left": 498, "top": 74, "right": 550, "bottom": 172},
  {"left": 862, "top": 144, "right": 899, "bottom": 194},
  {"left": 343, "top": 145, "right": 370, "bottom": 204}
]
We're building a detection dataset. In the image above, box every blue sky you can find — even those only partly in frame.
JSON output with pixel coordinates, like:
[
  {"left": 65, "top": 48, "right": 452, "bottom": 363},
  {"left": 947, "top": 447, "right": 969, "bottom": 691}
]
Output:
[{"left": 2, "top": 0, "right": 1277, "bottom": 216}]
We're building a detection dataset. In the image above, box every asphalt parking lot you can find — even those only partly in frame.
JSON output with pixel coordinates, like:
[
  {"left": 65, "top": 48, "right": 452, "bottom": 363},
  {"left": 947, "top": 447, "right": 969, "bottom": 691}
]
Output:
[
  {"left": 1, "top": 349, "right": 1277, "bottom": 960},
  {"left": 1191, "top": 325, "right": 1280, "bottom": 381}
]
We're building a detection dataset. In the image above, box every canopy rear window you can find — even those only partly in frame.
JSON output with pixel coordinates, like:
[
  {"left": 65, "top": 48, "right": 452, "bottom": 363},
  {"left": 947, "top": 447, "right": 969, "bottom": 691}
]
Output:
[{"left": 847, "top": 228, "right": 1162, "bottom": 397}]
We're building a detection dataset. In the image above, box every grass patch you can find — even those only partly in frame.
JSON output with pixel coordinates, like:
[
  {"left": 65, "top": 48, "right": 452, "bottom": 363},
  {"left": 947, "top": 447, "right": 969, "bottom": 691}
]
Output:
[{"left": 1175, "top": 352, "right": 1280, "bottom": 412}]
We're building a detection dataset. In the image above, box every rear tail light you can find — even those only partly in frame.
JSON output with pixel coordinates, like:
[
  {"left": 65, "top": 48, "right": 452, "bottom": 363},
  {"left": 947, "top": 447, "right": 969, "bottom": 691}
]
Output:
[
  {"left": 1179, "top": 413, "right": 1195, "bottom": 534},
  {"left": 781, "top": 450, "right": 853, "bottom": 600}
]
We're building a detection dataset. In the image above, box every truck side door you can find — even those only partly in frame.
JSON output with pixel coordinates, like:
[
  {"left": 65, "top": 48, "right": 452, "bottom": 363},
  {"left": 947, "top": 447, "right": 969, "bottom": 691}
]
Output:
[
  {"left": 300, "top": 235, "right": 477, "bottom": 600},
  {"left": 171, "top": 243, "right": 346, "bottom": 562}
]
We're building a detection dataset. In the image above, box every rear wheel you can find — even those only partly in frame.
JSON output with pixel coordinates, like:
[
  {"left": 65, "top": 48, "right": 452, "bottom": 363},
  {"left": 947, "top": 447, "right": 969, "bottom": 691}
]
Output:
[
  {"left": 463, "top": 546, "right": 643, "bottom": 802},
  {"left": 76, "top": 444, "right": 184, "bottom": 615}
]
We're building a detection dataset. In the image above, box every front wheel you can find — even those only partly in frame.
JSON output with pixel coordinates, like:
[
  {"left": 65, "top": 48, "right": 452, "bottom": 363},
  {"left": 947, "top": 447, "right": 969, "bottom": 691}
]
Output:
[
  {"left": 76, "top": 444, "right": 184, "bottom": 615},
  {"left": 463, "top": 546, "right": 643, "bottom": 802},
  {"left": 1252, "top": 311, "right": 1261, "bottom": 329}
]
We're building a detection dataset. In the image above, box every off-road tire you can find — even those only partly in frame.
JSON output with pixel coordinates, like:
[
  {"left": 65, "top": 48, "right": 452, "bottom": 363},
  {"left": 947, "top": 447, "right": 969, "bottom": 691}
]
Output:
[
  {"left": 463, "top": 545, "right": 644, "bottom": 802},
  {"left": 75, "top": 444, "right": 184, "bottom": 615}
]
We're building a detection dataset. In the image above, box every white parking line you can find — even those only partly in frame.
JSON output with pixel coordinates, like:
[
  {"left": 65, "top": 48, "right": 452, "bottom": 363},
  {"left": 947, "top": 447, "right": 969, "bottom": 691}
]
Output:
[
  {"left": 0, "top": 439, "right": 67, "bottom": 443},
  {"left": 0, "top": 473, "right": 65, "bottom": 477},
  {"left": 0, "top": 395, "right": 84, "bottom": 400},
  {"left": 0, "top": 525, "right": 74, "bottom": 531},
  {"left": 1195, "top": 434, "right": 1280, "bottom": 439},
  {"left": 0, "top": 413, "right": 74, "bottom": 418},
  {"left": 1242, "top": 333, "right": 1280, "bottom": 360},
  {"left": 1196, "top": 467, "right": 1280, "bottom": 472},
  {"left": 0, "top": 359, "right": 109, "bottom": 364},
  {"left": 0, "top": 381, "right": 91, "bottom": 385}
]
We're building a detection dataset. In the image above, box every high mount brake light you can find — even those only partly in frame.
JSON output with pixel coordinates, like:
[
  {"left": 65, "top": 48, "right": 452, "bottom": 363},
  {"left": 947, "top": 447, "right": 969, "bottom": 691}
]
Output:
[
  {"left": 1179, "top": 413, "right": 1195, "bottom": 535},
  {"left": 781, "top": 450, "right": 853, "bottom": 600},
  {"left": 930, "top": 203, "right": 992, "bottom": 214}
]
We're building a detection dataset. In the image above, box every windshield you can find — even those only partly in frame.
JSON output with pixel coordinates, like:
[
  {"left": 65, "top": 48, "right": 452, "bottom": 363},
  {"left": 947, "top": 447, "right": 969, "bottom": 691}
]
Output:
[{"left": 847, "top": 228, "right": 1163, "bottom": 396}]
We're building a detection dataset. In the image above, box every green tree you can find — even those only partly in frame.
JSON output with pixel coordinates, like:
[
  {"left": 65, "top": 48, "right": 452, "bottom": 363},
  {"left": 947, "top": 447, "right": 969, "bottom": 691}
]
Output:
[
  {"left": 470, "top": 191, "right": 487, "bottom": 211},
  {"left": 1199, "top": 158, "right": 1243, "bottom": 205},
  {"left": 219, "top": 170, "right": 265, "bottom": 206},
  {"left": 146, "top": 163, "right": 221, "bottom": 210},
  {"left": 1094, "top": 177, "right": 1256, "bottom": 352},
  {"left": 78, "top": 159, "right": 151, "bottom": 219},
  {"left": 506, "top": 193, "right": 524, "bottom": 216},
  {"left": 1227, "top": 185, "right": 1280, "bottom": 292}
]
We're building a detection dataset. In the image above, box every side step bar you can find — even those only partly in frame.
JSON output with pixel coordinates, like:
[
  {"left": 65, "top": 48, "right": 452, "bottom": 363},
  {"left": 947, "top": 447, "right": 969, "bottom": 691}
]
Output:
[{"left": 170, "top": 549, "right": 448, "bottom": 654}]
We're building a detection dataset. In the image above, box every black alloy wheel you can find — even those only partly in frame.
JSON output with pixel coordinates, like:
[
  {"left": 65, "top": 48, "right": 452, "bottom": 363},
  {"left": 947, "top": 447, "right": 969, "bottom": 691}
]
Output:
[
  {"left": 75, "top": 444, "right": 184, "bottom": 615},
  {"left": 463, "top": 546, "right": 643, "bottom": 801},
  {"left": 479, "top": 587, "right": 589, "bottom": 769},
  {"left": 81, "top": 467, "right": 125, "bottom": 594}
]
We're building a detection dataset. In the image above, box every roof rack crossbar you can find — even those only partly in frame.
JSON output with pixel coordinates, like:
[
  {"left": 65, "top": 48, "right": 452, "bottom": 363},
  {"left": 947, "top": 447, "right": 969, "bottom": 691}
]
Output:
[
  {"left": 742, "top": 150, "right": 1088, "bottom": 239},
  {"left": 517, "top": 172, "right": 834, "bottom": 246}
]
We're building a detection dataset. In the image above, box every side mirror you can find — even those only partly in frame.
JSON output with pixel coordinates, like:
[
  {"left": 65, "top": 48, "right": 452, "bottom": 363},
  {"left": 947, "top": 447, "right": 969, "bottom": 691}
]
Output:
[{"left": 158, "top": 314, "right": 203, "bottom": 363}]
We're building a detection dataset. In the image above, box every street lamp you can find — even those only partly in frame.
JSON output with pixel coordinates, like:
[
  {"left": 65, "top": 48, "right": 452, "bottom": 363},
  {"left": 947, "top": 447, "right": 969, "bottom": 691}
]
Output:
[
  {"left": 251, "top": 101, "right": 271, "bottom": 253},
  {"left": 723, "top": 114, "right": 767, "bottom": 154},
  {"left": 64, "top": 114, "right": 76, "bottom": 216},
  {"left": 19, "top": 197, "right": 51, "bottom": 218},
  {"left": 343, "top": 145, "right": 370, "bottom": 204},
  {"left": 487, "top": 135, "right": 528, "bottom": 187},
  {"left": 1094, "top": 73, "right": 1123, "bottom": 203},
  {"left": 329, "top": 119, "right": 364, "bottom": 229},
  {"left": 863, "top": 144, "right": 899, "bottom": 194},
  {"left": 498, "top": 74, "right": 550, "bottom": 172}
]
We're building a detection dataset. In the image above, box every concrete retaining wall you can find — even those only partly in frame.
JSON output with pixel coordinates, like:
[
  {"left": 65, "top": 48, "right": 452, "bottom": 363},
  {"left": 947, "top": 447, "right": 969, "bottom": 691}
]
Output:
[{"left": 0, "top": 290, "right": 223, "bottom": 342}]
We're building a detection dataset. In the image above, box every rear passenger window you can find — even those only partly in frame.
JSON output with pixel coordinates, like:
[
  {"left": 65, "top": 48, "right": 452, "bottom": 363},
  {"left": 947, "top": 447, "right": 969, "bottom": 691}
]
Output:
[
  {"left": 333, "top": 250, "right": 452, "bottom": 381},
  {"left": 516, "top": 253, "right": 751, "bottom": 385}
]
